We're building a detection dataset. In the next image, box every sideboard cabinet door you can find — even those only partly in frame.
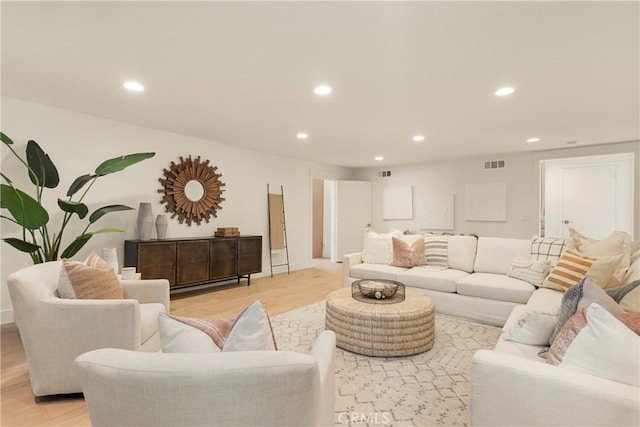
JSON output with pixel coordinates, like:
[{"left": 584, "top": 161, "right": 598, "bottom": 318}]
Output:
[
  {"left": 177, "top": 240, "right": 210, "bottom": 286},
  {"left": 137, "top": 241, "right": 177, "bottom": 286},
  {"left": 210, "top": 238, "right": 238, "bottom": 280},
  {"left": 239, "top": 236, "right": 262, "bottom": 275}
]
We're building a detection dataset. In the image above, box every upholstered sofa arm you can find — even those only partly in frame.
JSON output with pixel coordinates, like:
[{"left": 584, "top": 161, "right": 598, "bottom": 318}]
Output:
[
  {"left": 469, "top": 350, "right": 640, "bottom": 427},
  {"left": 39, "top": 298, "right": 142, "bottom": 349},
  {"left": 121, "top": 279, "right": 170, "bottom": 311},
  {"left": 310, "top": 331, "right": 336, "bottom": 426},
  {"left": 342, "top": 252, "right": 362, "bottom": 286}
]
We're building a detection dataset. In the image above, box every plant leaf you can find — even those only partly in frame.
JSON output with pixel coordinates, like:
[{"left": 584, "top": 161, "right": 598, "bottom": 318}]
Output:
[
  {"left": 67, "top": 174, "right": 96, "bottom": 197},
  {"left": 94, "top": 152, "right": 155, "bottom": 176},
  {"left": 60, "top": 234, "right": 92, "bottom": 259},
  {"left": 1, "top": 132, "right": 14, "bottom": 145},
  {"left": 57, "top": 199, "right": 89, "bottom": 219},
  {"left": 60, "top": 228, "right": 124, "bottom": 259},
  {"left": 0, "top": 172, "right": 12, "bottom": 185},
  {"left": 0, "top": 184, "right": 49, "bottom": 229},
  {"left": 2, "top": 238, "right": 40, "bottom": 253},
  {"left": 26, "top": 140, "right": 60, "bottom": 189},
  {"left": 89, "top": 204, "right": 133, "bottom": 223}
]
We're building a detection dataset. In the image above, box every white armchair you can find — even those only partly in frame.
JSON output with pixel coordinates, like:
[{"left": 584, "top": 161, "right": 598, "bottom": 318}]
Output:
[
  {"left": 7, "top": 261, "right": 169, "bottom": 398},
  {"left": 75, "top": 330, "right": 337, "bottom": 427}
]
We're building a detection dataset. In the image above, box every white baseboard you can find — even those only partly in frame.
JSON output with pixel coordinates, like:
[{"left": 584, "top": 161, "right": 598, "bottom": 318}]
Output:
[{"left": 1, "top": 309, "right": 14, "bottom": 325}]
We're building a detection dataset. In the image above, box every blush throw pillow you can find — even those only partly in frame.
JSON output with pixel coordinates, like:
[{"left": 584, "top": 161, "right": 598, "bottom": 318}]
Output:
[
  {"left": 547, "top": 304, "right": 640, "bottom": 387},
  {"left": 61, "top": 252, "right": 123, "bottom": 299},
  {"left": 158, "top": 300, "right": 277, "bottom": 353},
  {"left": 391, "top": 236, "right": 426, "bottom": 268},
  {"left": 507, "top": 256, "right": 551, "bottom": 287}
]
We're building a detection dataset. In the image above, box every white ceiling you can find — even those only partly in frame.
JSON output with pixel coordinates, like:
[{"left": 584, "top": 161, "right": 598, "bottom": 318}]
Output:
[{"left": 2, "top": 1, "right": 639, "bottom": 168}]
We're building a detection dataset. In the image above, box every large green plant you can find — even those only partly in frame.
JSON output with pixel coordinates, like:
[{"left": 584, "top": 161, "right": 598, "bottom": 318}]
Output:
[{"left": 1, "top": 132, "right": 155, "bottom": 263}]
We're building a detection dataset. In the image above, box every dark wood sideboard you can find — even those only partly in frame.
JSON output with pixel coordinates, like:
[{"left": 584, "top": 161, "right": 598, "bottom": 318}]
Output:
[{"left": 124, "top": 236, "right": 262, "bottom": 291}]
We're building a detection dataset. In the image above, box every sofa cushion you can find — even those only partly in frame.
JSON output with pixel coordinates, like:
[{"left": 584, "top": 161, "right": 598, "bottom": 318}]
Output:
[
  {"left": 474, "top": 237, "right": 531, "bottom": 274},
  {"left": 350, "top": 263, "right": 408, "bottom": 281},
  {"left": 526, "top": 288, "right": 563, "bottom": 311},
  {"left": 447, "top": 236, "right": 477, "bottom": 273},
  {"left": 456, "top": 273, "right": 535, "bottom": 304},
  {"left": 140, "top": 303, "right": 166, "bottom": 344},
  {"left": 396, "top": 267, "right": 469, "bottom": 293}
]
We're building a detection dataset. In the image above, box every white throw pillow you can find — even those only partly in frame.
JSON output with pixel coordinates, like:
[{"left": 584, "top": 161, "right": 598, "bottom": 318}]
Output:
[
  {"left": 158, "top": 301, "right": 276, "bottom": 353},
  {"left": 507, "top": 256, "right": 551, "bottom": 287},
  {"left": 224, "top": 301, "right": 277, "bottom": 352},
  {"left": 158, "top": 314, "right": 222, "bottom": 353},
  {"left": 561, "top": 303, "right": 640, "bottom": 387},
  {"left": 501, "top": 305, "right": 558, "bottom": 346},
  {"left": 362, "top": 229, "right": 403, "bottom": 264},
  {"left": 569, "top": 228, "right": 631, "bottom": 284}
]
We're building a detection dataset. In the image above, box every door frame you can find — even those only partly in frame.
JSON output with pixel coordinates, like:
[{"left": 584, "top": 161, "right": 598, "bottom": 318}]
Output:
[{"left": 540, "top": 152, "right": 634, "bottom": 238}]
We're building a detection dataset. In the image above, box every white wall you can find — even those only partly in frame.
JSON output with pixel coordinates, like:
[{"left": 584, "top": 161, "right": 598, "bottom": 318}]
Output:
[
  {"left": 352, "top": 141, "right": 639, "bottom": 241},
  {"left": 0, "top": 97, "right": 353, "bottom": 323}
]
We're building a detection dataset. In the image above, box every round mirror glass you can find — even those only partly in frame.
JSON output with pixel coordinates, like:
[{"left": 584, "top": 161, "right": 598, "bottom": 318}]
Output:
[{"left": 184, "top": 180, "right": 205, "bottom": 202}]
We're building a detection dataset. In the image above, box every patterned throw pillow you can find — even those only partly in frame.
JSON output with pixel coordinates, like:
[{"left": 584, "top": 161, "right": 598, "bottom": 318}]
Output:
[
  {"left": 61, "top": 252, "right": 123, "bottom": 299},
  {"left": 547, "top": 304, "right": 640, "bottom": 387},
  {"left": 391, "top": 236, "right": 426, "bottom": 268},
  {"left": 550, "top": 278, "right": 640, "bottom": 343},
  {"left": 531, "top": 237, "right": 570, "bottom": 264},
  {"left": 541, "top": 249, "right": 596, "bottom": 292},
  {"left": 507, "top": 256, "right": 552, "bottom": 287},
  {"left": 158, "top": 300, "right": 277, "bottom": 353},
  {"left": 424, "top": 235, "right": 448, "bottom": 268}
]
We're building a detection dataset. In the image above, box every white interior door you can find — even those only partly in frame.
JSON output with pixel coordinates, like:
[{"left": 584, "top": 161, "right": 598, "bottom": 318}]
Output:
[
  {"left": 543, "top": 153, "right": 634, "bottom": 239},
  {"left": 335, "top": 180, "right": 372, "bottom": 262}
]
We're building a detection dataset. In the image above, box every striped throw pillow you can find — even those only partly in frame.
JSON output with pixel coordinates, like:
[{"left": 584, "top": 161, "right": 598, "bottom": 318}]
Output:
[
  {"left": 542, "top": 249, "right": 597, "bottom": 292},
  {"left": 424, "top": 235, "right": 448, "bottom": 268}
]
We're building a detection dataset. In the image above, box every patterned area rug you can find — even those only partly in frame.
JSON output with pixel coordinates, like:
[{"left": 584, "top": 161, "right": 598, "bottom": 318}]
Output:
[{"left": 272, "top": 301, "right": 501, "bottom": 427}]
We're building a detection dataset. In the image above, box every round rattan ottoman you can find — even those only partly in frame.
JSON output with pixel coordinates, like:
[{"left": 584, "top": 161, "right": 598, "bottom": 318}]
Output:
[{"left": 325, "top": 287, "right": 435, "bottom": 357}]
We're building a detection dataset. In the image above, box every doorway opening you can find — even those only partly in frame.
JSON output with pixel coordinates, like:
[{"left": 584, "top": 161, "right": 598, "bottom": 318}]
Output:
[{"left": 312, "top": 179, "right": 335, "bottom": 263}]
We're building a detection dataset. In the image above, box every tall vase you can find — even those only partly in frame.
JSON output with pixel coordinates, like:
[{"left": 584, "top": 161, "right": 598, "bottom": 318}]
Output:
[
  {"left": 102, "top": 247, "right": 119, "bottom": 273},
  {"left": 155, "top": 214, "right": 168, "bottom": 240},
  {"left": 137, "top": 202, "right": 154, "bottom": 240}
]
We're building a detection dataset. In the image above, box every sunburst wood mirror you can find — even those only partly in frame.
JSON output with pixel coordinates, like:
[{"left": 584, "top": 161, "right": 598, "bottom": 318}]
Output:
[{"left": 158, "top": 155, "right": 225, "bottom": 225}]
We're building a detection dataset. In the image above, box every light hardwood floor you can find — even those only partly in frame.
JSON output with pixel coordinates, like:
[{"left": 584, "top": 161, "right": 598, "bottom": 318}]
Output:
[{"left": 1, "top": 261, "right": 343, "bottom": 426}]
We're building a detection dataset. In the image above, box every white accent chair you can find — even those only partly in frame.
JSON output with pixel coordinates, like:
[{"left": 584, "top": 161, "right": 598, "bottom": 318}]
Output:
[
  {"left": 7, "top": 261, "right": 170, "bottom": 398},
  {"left": 75, "top": 330, "right": 336, "bottom": 427}
]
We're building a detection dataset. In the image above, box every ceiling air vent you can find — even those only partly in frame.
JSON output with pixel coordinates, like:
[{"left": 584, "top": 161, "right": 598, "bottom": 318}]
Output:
[
  {"left": 484, "top": 160, "right": 505, "bottom": 170},
  {"left": 378, "top": 170, "right": 392, "bottom": 177}
]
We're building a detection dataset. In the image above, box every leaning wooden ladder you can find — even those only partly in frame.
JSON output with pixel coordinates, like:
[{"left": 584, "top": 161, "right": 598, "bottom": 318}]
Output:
[{"left": 267, "top": 184, "right": 290, "bottom": 277}]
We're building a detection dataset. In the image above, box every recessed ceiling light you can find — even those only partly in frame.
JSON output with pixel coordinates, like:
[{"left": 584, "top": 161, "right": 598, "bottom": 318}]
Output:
[
  {"left": 314, "top": 85, "right": 332, "bottom": 96},
  {"left": 296, "top": 133, "right": 309, "bottom": 140},
  {"left": 412, "top": 135, "right": 425, "bottom": 142},
  {"left": 123, "top": 81, "right": 144, "bottom": 92},
  {"left": 375, "top": 156, "right": 384, "bottom": 161},
  {"left": 566, "top": 140, "right": 578, "bottom": 146},
  {"left": 495, "top": 87, "right": 515, "bottom": 97},
  {"left": 526, "top": 137, "right": 540, "bottom": 143}
]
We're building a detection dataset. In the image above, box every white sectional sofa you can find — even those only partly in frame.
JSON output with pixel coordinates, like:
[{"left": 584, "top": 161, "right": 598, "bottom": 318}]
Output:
[
  {"left": 343, "top": 236, "right": 537, "bottom": 326},
  {"left": 344, "top": 232, "right": 640, "bottom": 426}
]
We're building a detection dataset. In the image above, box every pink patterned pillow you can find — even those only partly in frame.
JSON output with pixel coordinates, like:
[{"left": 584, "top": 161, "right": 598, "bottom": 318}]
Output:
[{"left": 548, "top": 306, "right": 640, "bottom": 366}]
